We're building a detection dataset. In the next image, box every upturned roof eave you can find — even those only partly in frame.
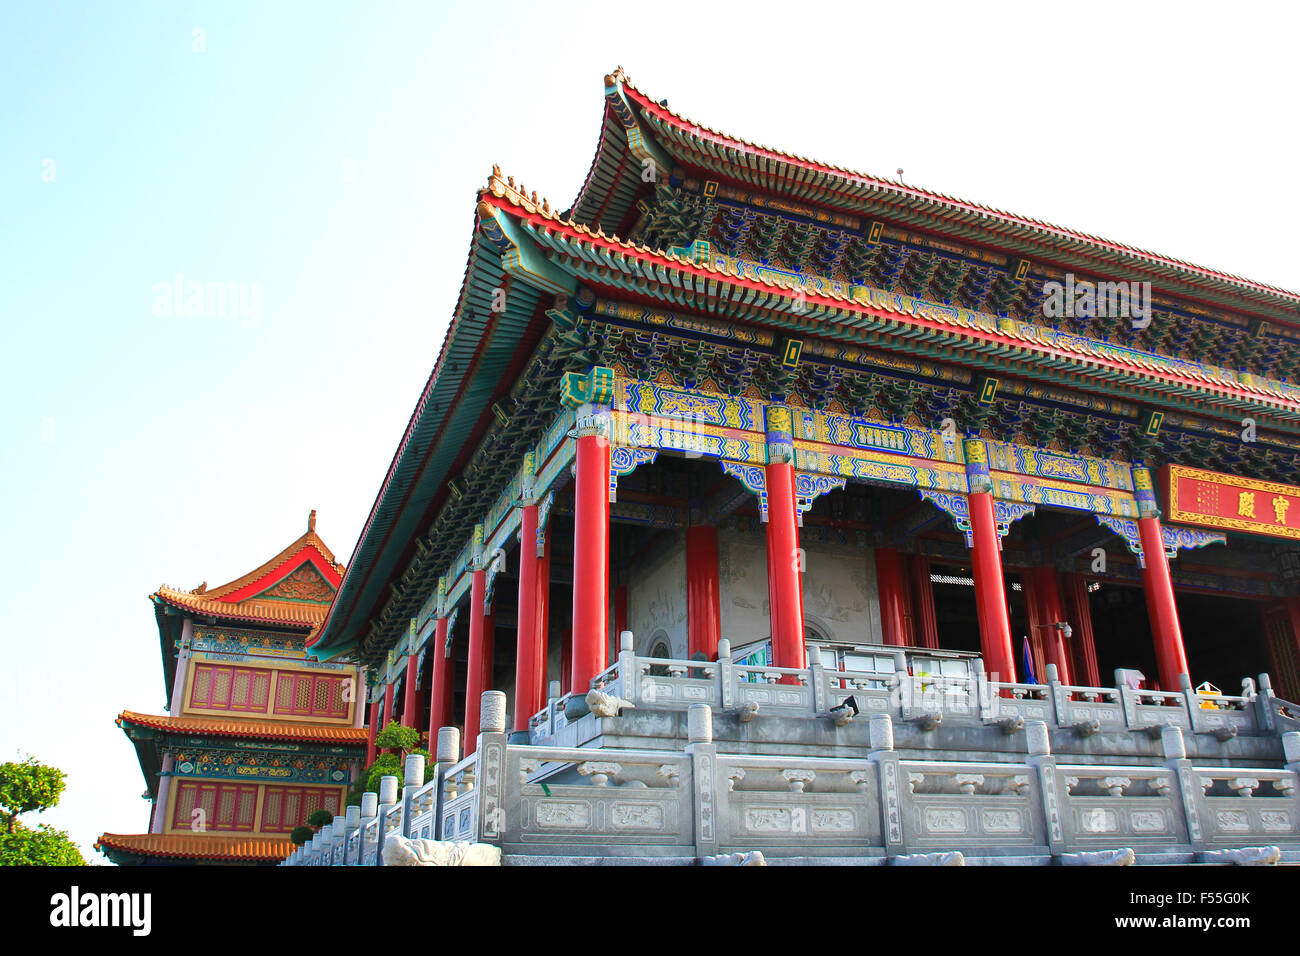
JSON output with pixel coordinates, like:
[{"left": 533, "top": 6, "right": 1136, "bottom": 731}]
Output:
[{"left": 597, "top": 69, "right": 1300, "bottom": 320}]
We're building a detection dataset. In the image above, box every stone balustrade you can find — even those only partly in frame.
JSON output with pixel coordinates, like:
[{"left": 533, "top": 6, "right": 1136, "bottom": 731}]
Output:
[
  {"left": 524, "top": 639, "right": 1294, "bottom": 748},
  {"left": 281, "top": 695, "right": 1300, "bottom": 866}
]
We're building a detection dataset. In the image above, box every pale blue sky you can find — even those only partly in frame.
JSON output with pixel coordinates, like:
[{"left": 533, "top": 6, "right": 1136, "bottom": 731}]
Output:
[{"left": 2, "top": 1, "right": 1297, "bottom": 861}]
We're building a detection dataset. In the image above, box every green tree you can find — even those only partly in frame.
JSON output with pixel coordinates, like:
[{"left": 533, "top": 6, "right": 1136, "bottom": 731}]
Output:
[
  {"left": 0, "top": 755, "right": 85, "bottom": 866},
  {"left": 1, "top": 755, "right": 67, "bottom": 834},
  {"left": 1, "top": 825, "right": 86, "bottom": 866}
]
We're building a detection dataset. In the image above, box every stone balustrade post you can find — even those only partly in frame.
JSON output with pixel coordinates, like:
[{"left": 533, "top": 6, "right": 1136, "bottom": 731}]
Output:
[
  {"left": 974, "top": 661, "right": 993, "bottom": 721},
  {"left": 1045, "top": 663, "right": 1067, "bottom": 727},
  {"left": 685, "top": 703, "right": 718, "bottom": 860},
  {"left": 477, "top": 691, "right": 509, "bottom": 847},
  {"left": 1026, "top": 720, "right": 1066, "bottom": 856},
  {"left": 345, "top": 805, "right": 361, "bottom": 866},
  {"left": 1161, "top": 725, "right": 1206, "bottom": 853},
  {"left": 1179, "top": 673, "right": 1205, "bottom": 734},
  {"left": 1256, "top": 672, "right": 1277, "bottom": 733},
  {"left": 433, "top": 726, "right": 460, "bottom": 841},
  {"left": 376, "top": 774, "right": 399, "bottom": 866},
  {"left": 893, "top": 652, "right": 913, "bottom": 721},
  {"left": 402, "top": 753, "right": 426, "bottom": 838},
  {"left": 718, "top": 638, "right": 736, "bottom": 710},
  {"left": 333, "top": 815, "right": 346, "bottom": 865},
  {"left": 618, "top": 630, "right": 638, "bottom": 706},
  {"left": 360, "top": 791, "right": 378, "bottom": 865},
  {"left": 867, "top": 713, "right": 905, "bottom": 859},
  {"left": 807, "top": 643, "right": 828, "bottom": 713},
  {"left": 1282, "top": 732, "right": 1300, "bottom": 776}
]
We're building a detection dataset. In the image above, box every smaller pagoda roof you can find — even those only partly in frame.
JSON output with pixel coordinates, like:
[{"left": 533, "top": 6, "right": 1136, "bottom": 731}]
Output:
[
  {"left": 117, "top": 710, "right": 368, "bottom": 745},
  {"left": 152, "top": 511, "right": 345, "bottom": 699},
  {"left": 96, "top": 832, "right": 292, "bottom": 865}
]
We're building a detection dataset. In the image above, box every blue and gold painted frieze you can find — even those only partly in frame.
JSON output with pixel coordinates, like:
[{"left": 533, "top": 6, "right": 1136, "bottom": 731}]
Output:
[
  {"left": 168, "top": 747, "right": 352, "bottom": 785},
  {"left": 190, "top": 627, "right": 352, "bottom": 670}
]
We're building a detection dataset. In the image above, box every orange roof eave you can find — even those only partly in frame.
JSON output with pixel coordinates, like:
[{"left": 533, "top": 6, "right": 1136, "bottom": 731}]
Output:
[
  {"left": 96, "top": 832, "right": 293, "bottom": 862},
  {"left": 150, "top": 587, "right": 330, "bottom": 627},
  {"left": 116, "top": 710, "right": 368, "bottom": 745}
]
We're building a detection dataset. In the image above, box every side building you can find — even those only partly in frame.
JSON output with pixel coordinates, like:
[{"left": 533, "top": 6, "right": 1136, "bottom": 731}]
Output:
[{"left": 97, "top": 512, "right": 368, "bottom": 866}]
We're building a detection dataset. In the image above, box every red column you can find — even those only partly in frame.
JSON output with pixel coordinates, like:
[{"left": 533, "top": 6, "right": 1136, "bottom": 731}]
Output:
[
  {"left": 686, "top": 526, "right": 722, "bottom": 658},
  {"left": 515, "top": 504, "right": 541, "bottom": 731},
  {"left": 382, "top": 682, "right": 395, "bottom": 732},
  {"left": 614, "top": 585, "right": 628, "bottom": 646},
  {"left": 876, "top": 547, "right": 908, "bottom": 647},
  {"left": 365, "top": 700, "right": 379, "bottom": 766},
  {"left": 968, "top": 493, "right": 1017, "bottom": 682},
  {"left": 765, "top": 460, "right": 805, "bottom": 670},
  {"left": 1063, "top": 573, "right": 1101, "bottom": 687},
  {"left": 402, "top": 652, "right": 419, "bottom": 727},
  {"left": 1031, "top": 567, "right": 1072, "bottom": 685},
  {"left": 536, "top": 531, "right": 551, "bottom": 699},
  {"left": 1138, "top": 515, "right": 1189, "bottom": 691},
  {"left": 910, "top": 554, "right": 940, "bottom": 649},
  {"left": 464, "top": 567, "right": 487, "bottom": 755},
  {"left": 571, "top": 431, "right": 610, "bottom": 695},
  {"left": 964, "top": 439, "right": 1016, "bottom": 683},
  {"left": 428, "top": 616, "right": 452, "bottom": 742}
]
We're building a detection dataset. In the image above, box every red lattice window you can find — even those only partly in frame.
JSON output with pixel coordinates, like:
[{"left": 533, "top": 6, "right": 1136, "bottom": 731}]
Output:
[
  {"left": 188, "top": 664, "right": 272, "bottom": 713},
  {"left": 258, "top": 785, "right": 343, "bottom": 833},
  {"left": 272, "top": 673, "right": 348, "bottom": 719},
  {"left": 171, "top": 781, "right": 259, "bottom": 832}
]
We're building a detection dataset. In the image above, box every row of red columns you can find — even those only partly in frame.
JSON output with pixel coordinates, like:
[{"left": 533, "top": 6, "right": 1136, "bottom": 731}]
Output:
[{"left": 391, "top": 415, "right": 1195, "bottom": 755}]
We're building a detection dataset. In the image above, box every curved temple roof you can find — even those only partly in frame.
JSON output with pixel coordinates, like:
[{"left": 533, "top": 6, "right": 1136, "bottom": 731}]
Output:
[
  {"left": 573, "top": 68, "right": 1300, "bottom": 318},
  {"left": 310, "top": 69, "right": 1300, "bottom": 664}
]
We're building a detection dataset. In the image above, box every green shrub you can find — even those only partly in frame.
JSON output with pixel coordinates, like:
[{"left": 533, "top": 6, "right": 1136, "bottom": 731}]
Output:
[
  {"left": 374, "top": 722, "right": 421, "bottom": 753},
  {"left": 306, "top": 808, "right": 334, "bottom": 829}
]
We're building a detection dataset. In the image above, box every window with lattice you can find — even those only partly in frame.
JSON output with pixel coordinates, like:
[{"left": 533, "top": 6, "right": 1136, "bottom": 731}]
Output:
[
  {"left": 272, "top": 673, "right": 348, "bottom": 719},
  {"left": 188, "top": 663, "right": 274, "bottom": 713}
]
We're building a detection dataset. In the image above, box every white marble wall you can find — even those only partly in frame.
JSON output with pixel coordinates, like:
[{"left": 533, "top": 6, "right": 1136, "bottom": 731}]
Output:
[
  {"left": 626, "top": 531, "right": 689, "bottom": 659},
  {"left": 716, "top": 526, "right": 883, "bottom": 650}
]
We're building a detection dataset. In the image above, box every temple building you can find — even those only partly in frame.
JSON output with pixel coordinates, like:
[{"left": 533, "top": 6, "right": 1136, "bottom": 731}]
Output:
[
  {"left": 294, "top": 69, "right": 1298, "bottom": 865},
  {"left": 98, "top": 512, "right": 368, "bottom": 865}
]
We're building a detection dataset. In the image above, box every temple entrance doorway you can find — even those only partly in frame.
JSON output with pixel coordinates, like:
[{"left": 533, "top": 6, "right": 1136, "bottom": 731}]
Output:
[
  {"left": 928, "top": 563, "right": 982, "bottom": 655},
  {"left": 1087, "top": 579, "right": 1160, "bottom": 688},
  {"left": 1173, "top": 591, "right": 1271, "bottom": 696}
]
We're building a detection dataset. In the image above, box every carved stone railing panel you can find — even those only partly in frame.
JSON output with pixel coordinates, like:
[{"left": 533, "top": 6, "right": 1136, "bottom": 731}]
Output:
[
  {"left": 899, "top": 759, "right": 1046, "bottom": 850},
  {"left": 1056, "top": 687, "right": 1125, "bottom": 730},
  {"left": 715, "top": 754, "right": 882, "bottom": 852},
  {"left": 632, "top": 658, "right": 721, "bottom": 709},
  {"left": 1054, "top": 765, "right": 1186, "bottom": 847},
  {"left": 1195, "top": 769, "right": 1300, "bottom": 846},
  {"left": 503, "top": 745, "right": 695, "bottom": 852}
]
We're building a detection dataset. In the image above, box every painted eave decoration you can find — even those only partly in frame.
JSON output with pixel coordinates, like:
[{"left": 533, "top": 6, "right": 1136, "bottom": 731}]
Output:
[{"left": 310, "top": 67, "right": 1300, "bottom": 667}]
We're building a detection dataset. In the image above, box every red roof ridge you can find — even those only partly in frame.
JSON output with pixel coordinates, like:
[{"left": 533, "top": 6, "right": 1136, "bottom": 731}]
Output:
[{"left": 607, "top": 68, "right": 1300, "bottom": 306}]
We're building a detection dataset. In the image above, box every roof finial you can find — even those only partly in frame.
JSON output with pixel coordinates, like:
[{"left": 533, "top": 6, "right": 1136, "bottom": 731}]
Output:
[{"left": 308, "top": 509, "right": 317, "bottom": 533}]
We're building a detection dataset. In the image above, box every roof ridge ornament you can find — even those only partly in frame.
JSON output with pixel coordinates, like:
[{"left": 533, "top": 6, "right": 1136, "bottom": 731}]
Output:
[{"left": 308, "top": 509, "right": 317, "bottom": 533}]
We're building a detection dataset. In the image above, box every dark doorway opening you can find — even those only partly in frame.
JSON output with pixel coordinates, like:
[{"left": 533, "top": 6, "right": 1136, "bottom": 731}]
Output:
[
  {"left": 1174, "top": 591, "right": 1270, "bottom": 695},
  {"left": 930, "top": 562, "right": 982, "bottom": 655},
  {"left": 1089, "top": 581, "right": 1159, "bottom": 688}
]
